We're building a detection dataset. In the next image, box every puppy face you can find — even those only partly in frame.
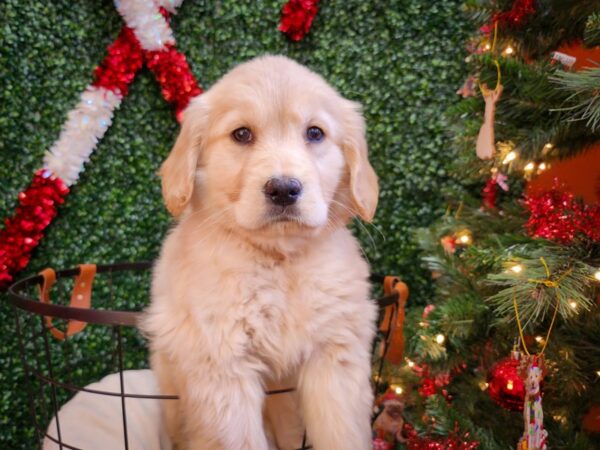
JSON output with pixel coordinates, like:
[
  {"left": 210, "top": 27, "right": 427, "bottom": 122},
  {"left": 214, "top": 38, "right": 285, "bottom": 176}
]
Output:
[{"left": 160, "top": 56, "right": 378, "bottom": 240}]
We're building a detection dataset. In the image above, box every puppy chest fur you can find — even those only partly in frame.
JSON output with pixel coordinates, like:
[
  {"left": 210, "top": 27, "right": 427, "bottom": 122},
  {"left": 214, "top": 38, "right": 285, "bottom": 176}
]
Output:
[{"left": 146, "top": 223, "right": 376, "bottom": 379}]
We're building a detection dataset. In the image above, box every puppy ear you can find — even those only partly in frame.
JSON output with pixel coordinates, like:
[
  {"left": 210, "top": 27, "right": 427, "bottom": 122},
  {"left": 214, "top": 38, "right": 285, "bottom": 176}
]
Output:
[
  {"left": 159, "top": 98, "right": 206, "bottom": 217},
  {"left": 341, "top": 100, "right": 379, "bottom": 222}
]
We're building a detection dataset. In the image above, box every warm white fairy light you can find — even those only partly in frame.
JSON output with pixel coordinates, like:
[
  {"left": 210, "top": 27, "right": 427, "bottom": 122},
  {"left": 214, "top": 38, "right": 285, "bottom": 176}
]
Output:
[
  {"left": 594, "top": 270, "right": 600, "bottom": 281},
  {"left": 535, "top": 336, "right": 544, "bottom": 343},
  {"left": 524, "top": 162, "right": 535, "bottom": 172},
  {"left": 503, "top": 151, "right": 518, "bottom": 164},
  {"left": 596, "top": 370, "right": 600, "bottom": 377},
  {"left": 544, "top": 143, "right": 553, "bottom": 149},
  {"left": 406, "top": 358, "right": 415, "bottom": 368},
  {"left": 484, "top": 43, "right": 491, "bottom": 50},
  {"left": 393, "top": 385, "right": 403, "bottom": 395},
  {"left": 538, "top": 162, "right": 547, "bottom": 171},
  {"left": 479, "top": 380, "right": 489, "bottom": 391},
  {"left": 510, "top": 264, "right": 523, "bottom": 274},
  {"left": 504, "top": 45, "right": 514, "bottom": 55},
  {"left": 435, "top": 334, "right": 445, "bottom": 344},
  {"left": 569, "top": 300, "right": 577, "bottom": 310}
]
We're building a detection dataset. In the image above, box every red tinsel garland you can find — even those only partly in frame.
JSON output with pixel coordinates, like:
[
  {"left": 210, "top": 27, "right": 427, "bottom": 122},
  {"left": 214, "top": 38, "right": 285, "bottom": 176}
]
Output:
[
  {"left": 404, "top": 424, "right": 480, "bottom": 449},
  {"left": 279, "top": 0, "right": 319, "bottom": 41},
  {"left": 144, "top": 45, "right": 202, "bottom": 121},
  {"left": 524, "top": 188, "right": 600, "bottom": 243},
  {"left": 481, "top": 0, "right": 536, "bottom": 33},
  {"left": 0, "top": 170, "right": 69, "bottom": 288},
  {"left": 0, "top": 12, "right": 203, "bottom": 288},
  {"left": 92, "top": 26, "right": 144, "bottom": 95}
]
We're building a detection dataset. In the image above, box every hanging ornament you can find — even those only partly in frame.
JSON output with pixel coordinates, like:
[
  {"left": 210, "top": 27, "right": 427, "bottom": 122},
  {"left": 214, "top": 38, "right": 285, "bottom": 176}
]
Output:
[
  {"left": 373, "top": 390, "right": 407, "bottom": 448},
  {"left": 476, "top": 83, "right": 503, "bottom": 160},
  {"left": 517, "top": 355, "right": 548, "bottom": 450},
  {"left": 457, "top": 75, "right": 477, "bottom": 98},
  {"left": 440, "top": 235, "right": 457, "bottom": 254},
  {"left": 483, "top": 171, "right": 508, "bottom": 209},
  {"left": 487, "top": 352, "right": 526, "bottom": 411}
]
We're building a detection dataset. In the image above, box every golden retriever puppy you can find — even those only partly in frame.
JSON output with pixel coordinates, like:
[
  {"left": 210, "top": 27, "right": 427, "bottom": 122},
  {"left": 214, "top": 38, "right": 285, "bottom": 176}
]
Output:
[{"left": 142, "top": 55, "right": 379, "bottom": 450}]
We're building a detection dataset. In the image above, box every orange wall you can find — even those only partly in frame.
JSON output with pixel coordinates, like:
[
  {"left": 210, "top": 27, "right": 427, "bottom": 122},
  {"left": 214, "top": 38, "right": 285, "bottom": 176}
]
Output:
[{"left": 526, "top": 43, "right": 599, "bottom": 204}]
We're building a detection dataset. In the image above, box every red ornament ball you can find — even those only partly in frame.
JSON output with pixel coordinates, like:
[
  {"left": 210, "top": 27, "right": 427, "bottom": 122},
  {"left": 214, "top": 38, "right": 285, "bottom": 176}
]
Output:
[{"left": 487, "top": 356, "right": 525, "bottom": 411}]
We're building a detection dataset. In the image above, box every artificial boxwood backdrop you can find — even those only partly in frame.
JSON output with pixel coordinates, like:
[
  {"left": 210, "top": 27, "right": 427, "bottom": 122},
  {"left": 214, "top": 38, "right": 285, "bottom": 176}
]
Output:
[{"left": 1, "top": 0, "right": 469, "bottom": 446}]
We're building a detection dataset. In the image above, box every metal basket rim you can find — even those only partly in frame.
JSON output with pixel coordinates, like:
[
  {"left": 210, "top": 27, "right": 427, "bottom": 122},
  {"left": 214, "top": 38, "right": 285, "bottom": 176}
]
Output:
[
  {"left": 7, "top": 261, "right": 398, "bottom": 328},
  {"left": 7, "top": 261, "right": 153, "bottom": 327}
]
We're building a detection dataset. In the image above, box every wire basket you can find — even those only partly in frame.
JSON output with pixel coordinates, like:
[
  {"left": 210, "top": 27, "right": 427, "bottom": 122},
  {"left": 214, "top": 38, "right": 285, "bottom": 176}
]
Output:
[{"left": 8, "top": 261, "right": 407, "bottom": 450}]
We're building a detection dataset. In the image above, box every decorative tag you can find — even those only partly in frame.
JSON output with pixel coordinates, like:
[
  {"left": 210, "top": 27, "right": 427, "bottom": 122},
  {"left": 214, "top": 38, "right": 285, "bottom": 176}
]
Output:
[{"left": 551, "top": 51, "right": 576, "bottom": 68}]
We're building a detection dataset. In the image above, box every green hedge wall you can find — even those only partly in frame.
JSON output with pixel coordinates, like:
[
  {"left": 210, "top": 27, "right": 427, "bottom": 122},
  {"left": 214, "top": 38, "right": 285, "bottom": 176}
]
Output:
[{"left": 1, "top": 0, "right": 468, "bottom": 446}]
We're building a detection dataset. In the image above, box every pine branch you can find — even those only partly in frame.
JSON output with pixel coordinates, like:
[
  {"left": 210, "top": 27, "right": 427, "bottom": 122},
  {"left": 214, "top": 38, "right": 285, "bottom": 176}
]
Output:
[
  {"left": 486, "top": 243, "right": 597, "bottom": 329},
  {"left": 551, "top": 65, "right": 600, "bottom": 133},
  {"left": 584, "top": 11, "right": 600, "bottom": 47}
]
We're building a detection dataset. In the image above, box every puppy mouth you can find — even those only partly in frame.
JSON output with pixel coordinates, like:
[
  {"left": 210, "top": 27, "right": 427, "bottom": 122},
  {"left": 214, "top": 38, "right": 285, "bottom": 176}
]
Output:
[{"left": 267, "top": 206, "right": 302, "bottom": 223}]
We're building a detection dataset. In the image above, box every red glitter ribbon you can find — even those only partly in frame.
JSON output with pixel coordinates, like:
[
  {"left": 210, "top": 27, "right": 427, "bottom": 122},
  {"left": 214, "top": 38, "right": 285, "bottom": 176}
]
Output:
[{"left": 279, "top": 0, "right": 320, "bottom": 41}]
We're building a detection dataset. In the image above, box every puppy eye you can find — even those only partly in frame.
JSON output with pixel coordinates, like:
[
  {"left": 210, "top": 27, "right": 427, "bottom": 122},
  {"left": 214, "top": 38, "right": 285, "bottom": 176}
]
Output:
[
  {"left": 232, "top": 127, "right": 253, "bottom": 144},
  {"left": 306, "top": 126, "right": 325, "bottom": 143}
]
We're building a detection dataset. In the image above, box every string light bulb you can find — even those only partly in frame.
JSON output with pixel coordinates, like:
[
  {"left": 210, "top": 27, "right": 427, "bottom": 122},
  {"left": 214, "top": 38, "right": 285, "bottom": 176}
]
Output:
[
  {"left": 406, "top": 358, "right": 415, "bottom": 368},
  {"left": 484, "top": 43, "right": 491, "bottom": 50},
  {"left": 393, "top": 385, "right": 403, "bottom": 395},
  {"left": 510, "top": 264, "right": 523, "bottom": 274},
  {"left": 479, "top": 380, "right": 489, "bottom": 391},
  {"left": 435, "top": 334, "right": 445, "bottom": 344},
  {"left": 535, "top": 336, "right": 544, "bottom": 343},
  {"left": 594, "top": 270, "right": 600, "bottom": 281},
  {"left": 596, "top": 370, "right": 600, "bottom": 377},
  {"left": 524, "top": 162, "right": 535, "bottom": 172},
  {"left": 538, "top": 162, "right": 547, "bottom": 171},
  {"left": 504, "top": 45, "right": 514, "bottom": 55},
  {"left": 503, "top": 151, "right": 518, "bottom": 164},
  {"left": 544, "top": 143, "right": 553, "bottom": 150},
  {"left": 569, "top": 300, "right": 577, "bottom": 310},
  {"left": 506, "top": 379, "right": 514, "bottom": 390},
  {"left": 456, "top": 229, "right": 472, "bottom": 245}
]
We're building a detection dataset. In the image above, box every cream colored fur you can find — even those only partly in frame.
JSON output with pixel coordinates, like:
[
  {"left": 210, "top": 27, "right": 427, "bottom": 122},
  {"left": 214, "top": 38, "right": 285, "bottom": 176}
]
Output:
[{"left": 142, "top": 55, "right": 379, "bottom": 450}]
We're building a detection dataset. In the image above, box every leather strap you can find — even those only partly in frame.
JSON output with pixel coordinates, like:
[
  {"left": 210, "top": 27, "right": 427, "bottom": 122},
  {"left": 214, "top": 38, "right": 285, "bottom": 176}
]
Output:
[
  {"left": 38, "top": 264, "right": 96, "bottom": 340},
  {"left": 379, "top": 275, "right": 409, "bottom": 364}
]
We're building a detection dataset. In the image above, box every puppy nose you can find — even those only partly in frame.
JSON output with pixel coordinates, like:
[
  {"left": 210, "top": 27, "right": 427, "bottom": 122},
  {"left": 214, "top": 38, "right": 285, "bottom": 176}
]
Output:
[{"left": 264, "top": 177, "right": 303, "bottom": 207}]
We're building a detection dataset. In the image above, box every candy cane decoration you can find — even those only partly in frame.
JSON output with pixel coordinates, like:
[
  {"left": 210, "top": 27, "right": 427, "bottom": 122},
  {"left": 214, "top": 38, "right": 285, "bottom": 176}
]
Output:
[{"left": 0, "top": 0, "right": 201, "bottom": 288}]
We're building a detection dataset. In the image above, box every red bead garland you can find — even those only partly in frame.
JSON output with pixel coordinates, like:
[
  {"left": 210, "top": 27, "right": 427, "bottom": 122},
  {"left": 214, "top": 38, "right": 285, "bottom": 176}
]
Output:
[
  {"left": 279, "top": 0, "right": 320, "bottom": 42},
  {"left": 0, "top": 170, "right": 69, "bottom": 288}
]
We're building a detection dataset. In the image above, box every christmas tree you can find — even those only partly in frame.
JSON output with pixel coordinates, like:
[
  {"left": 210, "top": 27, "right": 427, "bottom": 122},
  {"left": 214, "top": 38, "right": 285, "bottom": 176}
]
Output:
[{"left": 375, "top": 1, "right": 600, "bottom": 448}]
